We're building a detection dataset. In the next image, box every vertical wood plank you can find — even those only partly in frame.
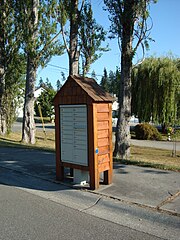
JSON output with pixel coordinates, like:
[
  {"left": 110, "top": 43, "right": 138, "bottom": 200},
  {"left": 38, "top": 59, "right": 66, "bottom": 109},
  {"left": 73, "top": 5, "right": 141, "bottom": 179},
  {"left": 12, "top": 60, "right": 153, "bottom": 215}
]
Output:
[
  {"left": 55, "top": 105, "right": 64, "bottom": 181},
  {"left": 104, "top": 103, "right": 113, "bottom": 184},
  {"left": 89, "top": 104, "right": 99, "bottom": 189}
]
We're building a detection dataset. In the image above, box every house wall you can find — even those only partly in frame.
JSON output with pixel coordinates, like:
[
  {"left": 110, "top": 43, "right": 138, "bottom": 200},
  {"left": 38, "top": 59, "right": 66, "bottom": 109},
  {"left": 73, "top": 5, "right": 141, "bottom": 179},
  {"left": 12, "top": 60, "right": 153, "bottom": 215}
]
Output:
[{"left": 16, "top": 87, "right": 45, "bottom": 119}]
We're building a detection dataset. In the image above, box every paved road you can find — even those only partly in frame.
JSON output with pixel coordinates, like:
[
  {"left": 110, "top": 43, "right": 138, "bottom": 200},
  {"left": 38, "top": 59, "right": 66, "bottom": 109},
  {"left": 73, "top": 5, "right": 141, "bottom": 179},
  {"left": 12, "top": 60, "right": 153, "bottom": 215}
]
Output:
[
  {"left": 0, "top": 146, "right": 179, "bottom": 240},
  {"left": 0, "top": 168, "right": 179, "bottom": 240},
  {"left": 0, "top": 183, "right": 164, "bottom": 240},
  {"left": 130, "top": 139, "right": 180, "bottom": 151},
  {"left": 12, "top": 121, "right": 55, "bottom": 132}
]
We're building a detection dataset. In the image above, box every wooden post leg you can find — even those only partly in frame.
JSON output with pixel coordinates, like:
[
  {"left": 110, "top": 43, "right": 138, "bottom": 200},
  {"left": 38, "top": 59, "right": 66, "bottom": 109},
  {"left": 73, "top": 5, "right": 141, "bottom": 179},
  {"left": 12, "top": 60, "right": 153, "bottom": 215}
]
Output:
[
  {"left": 70, "top": 168, "right": 73, "bottom": 177},
  {"left": 89, "top": 169, "right": 99, "bottom": 190},
  {"left": 104, "top": 170, "right": 112, "bottom": 185},
  {"left": 56, "top": 165, "right": 64, "bottom": 181}
]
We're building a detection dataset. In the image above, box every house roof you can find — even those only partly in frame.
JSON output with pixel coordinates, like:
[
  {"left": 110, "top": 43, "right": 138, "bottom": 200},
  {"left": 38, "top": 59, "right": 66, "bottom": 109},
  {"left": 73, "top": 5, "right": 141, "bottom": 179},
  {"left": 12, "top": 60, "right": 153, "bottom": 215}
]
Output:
[{"left": 69, "top": 75, "right": 114, "bottom": 102}]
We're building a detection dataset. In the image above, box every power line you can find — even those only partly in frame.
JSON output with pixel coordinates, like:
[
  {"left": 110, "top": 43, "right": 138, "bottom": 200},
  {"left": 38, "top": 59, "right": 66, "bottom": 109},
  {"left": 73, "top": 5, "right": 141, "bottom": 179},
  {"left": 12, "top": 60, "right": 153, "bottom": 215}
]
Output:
[
  {"left": 47, "top": 64, "right": 69, "bottom": 72},
  {"left": 47, "top": 63, "right": 104, "bottom": 77}
]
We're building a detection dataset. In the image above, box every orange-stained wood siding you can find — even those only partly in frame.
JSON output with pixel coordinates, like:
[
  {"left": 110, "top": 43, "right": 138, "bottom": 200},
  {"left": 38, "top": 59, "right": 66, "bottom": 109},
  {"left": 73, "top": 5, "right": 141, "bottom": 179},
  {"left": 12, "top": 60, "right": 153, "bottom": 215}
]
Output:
[
  {"left": 98, "top": 162, "right": 110, "bottom": 173},
  {"left": 95, "top": 103, "right": 112, "bottom": 173},
  {"left": 97, "top": 129, "right": 109, "bottom": 138},
  {"left": 97, "top": 121, "right": 109, "bottom": 130},
  {"left": 98, "top": 153, "right": 110, "bottom": 165}
]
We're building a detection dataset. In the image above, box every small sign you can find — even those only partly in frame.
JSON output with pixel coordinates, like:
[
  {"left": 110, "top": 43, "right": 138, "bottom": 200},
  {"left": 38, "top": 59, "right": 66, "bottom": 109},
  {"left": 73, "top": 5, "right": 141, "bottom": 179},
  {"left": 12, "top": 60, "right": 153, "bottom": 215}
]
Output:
[{"left": 95, "top": 148, "right": 99, "bottom": 154}]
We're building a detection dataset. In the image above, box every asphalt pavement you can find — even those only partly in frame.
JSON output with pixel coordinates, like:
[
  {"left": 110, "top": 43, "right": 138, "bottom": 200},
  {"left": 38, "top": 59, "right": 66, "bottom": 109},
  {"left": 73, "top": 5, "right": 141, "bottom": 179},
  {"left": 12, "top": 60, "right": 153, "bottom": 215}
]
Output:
[
  {"left": 1, "top": 121, "right": 179, "bottom": 239},
  {"left": 0, "top": 146, "right": 179, "bottom": 239}
]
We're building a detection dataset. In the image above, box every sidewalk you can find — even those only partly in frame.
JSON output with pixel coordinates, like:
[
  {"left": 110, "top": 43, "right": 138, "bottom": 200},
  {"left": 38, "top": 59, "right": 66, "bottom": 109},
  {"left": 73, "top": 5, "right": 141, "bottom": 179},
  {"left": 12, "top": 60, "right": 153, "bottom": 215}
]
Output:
[
  {"left": 0, "top": 146, "right": 179, "bottom": 216},
  {"left": 130, "top": 139, "right": 180, "bottom": 151}
]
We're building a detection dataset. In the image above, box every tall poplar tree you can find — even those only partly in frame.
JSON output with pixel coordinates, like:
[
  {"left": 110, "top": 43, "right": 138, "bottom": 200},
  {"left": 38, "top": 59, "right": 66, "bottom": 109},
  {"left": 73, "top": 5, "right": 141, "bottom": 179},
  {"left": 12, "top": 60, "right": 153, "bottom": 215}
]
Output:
[
  {"left": 104, "top": 0, "right": 156, "bottom": 159},
  {"left": 17, "top": 0, "right": 64, "bottom": 144},
  {"left": 79, "top": 3, "right": 108, "bottom": 75},
  {"left": 0, "top": 0, "right": 24, "bottom": 135},
  {"left": 59, "top": 0, "right": 107, "bottom": 76}
]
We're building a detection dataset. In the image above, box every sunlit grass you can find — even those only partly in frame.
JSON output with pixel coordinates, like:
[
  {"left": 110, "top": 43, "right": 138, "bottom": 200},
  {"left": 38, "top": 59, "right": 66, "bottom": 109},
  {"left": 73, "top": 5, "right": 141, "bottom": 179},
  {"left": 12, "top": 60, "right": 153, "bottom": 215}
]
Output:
[
  {"left": 129, "top": 145, "right": 180, "bottom": 171},
  {"left": 0, "top": 131, "right": 55, "bottom": 151}
]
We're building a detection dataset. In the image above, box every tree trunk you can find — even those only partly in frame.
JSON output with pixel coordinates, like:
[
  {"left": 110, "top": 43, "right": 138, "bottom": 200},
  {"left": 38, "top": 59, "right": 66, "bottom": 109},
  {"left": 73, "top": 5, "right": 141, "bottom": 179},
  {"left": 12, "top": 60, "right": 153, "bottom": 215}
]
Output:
[
  {"left": 69, "top": 0, "right": 79, "bottom": 75},
  {"left": 113, "top": 1, "right": 134, "bottom": 159},
  {"left": 22, "top": 55, "right": 36, "bottom": 144},
  {"left": 21, "top": 0, "right": 39, "bottom": 144}
]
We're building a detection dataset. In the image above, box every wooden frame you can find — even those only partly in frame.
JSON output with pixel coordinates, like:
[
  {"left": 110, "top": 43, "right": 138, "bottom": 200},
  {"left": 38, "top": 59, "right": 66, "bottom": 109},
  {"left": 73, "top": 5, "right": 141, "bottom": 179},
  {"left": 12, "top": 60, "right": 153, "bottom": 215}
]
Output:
[{"left": 54, "top": 75, "right": 113, "bottom": 190}]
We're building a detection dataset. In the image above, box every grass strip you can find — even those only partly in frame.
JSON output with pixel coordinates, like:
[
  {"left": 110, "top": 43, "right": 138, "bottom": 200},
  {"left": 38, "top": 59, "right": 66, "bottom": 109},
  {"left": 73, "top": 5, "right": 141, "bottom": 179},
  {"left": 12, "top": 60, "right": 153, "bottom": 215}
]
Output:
[{"left": 113, "top": 158, "right": 180, "bottom": 172}]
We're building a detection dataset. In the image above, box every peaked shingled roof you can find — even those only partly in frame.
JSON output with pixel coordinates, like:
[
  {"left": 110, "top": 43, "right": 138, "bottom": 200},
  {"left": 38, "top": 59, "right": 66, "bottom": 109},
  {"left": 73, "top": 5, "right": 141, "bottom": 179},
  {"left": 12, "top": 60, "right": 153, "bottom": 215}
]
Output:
[{"left": 70, "top": 75, "right": 114, "bottom": 102}]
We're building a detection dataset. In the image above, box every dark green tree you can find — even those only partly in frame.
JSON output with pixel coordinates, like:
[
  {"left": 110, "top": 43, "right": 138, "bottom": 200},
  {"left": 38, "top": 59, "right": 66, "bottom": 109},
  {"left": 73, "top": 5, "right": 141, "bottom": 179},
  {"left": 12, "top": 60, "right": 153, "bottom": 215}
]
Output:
[
  {"left": 35, "top": 87, "right": 56, "bottom": 119},
  {"left": 104, "top": 0, "right": 157, "bottom": 159},
  {"left": 108, "top": 69, "right": 120, "bottom": 96},
  {"left": 56, "top": 79, "right": 62, "bottom": 91},
  {"left": 91, "top": 70, "right": 97, "bottom": 81},
  {"left": 100, "top": 68, "right": 109, "bottom": 92},
  {"left": 38, "top": 77, "right": 44, "bottom": 87},
  {"left": 100, "top": 67, "right": 120, "bottom": 96},
  {"left": 61, "top": 71, "right": 66, "bottom": 82}
]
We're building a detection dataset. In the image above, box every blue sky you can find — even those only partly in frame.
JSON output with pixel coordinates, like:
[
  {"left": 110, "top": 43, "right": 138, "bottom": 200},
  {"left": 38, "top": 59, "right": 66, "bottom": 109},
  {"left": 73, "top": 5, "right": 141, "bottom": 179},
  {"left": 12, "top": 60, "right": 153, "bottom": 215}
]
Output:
[{"left": 37, "top": 0, "right": 180, "bottom": 88}]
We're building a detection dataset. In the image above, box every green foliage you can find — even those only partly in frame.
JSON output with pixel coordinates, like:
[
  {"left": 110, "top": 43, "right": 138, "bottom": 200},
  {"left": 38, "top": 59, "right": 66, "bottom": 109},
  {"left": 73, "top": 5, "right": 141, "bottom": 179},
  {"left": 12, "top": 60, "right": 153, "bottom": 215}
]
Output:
[
  {"left": 100, "top": 68, "right": 109, "bottom": 92},
  {"left": 79, "top": 2, "right": 109, "bottom": 75},
  {"left": 5, "top": 54, "right": 26, "bottom": 133},
  {"left": 132, "top": 56, "right": 180, "bottom": 125},
  {"left": 100, "top": 67, "right": 120, "bottom": 96},
  {"left": 56, "top": 80, "right": 62, "bottom": 91},
  {"left": 0, "top": 1, "right": 26, "bottom": 134},
  {"left": 172, "top": 129, "right": 180, "bottom": 140},
  {"left": 16, "top": 0, "right": 64, "bottom": 69},
  {"left": 104, "top": 0, "right": 156, "bottom": 56},
  {"left": 34, "top": 87, "right": 56, "bottom": 118},
  {"left": 58, "top": 0, "right": 108, "bottom": 75},
  {"left": 134, "top": 123, "right": 162, "bottom": 140}
]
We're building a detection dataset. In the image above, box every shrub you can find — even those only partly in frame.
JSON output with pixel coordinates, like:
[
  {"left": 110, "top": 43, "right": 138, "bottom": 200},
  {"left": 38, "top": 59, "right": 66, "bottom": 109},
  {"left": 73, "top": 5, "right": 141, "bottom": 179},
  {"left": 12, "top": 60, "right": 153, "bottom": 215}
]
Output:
[{"left": 134, "top": 123, "right": 162, "bottom": 140}]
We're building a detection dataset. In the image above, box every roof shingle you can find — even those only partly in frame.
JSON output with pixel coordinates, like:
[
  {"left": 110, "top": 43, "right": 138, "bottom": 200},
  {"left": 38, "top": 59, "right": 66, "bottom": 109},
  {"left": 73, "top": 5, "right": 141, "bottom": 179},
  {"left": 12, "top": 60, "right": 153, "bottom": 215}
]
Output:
[{"left": 71, "top": 75, "right": 114, "bottom": 102}]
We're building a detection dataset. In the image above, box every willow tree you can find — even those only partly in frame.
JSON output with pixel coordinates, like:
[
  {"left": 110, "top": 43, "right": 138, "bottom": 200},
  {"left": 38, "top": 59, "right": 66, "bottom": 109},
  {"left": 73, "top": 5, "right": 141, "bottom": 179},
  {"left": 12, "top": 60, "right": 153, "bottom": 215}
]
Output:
[
  {"left": 132, "top": 56, "right": 180, "bottom": 125},
  {"left": 16, "top": 0, "right": 64, "bottom": 144},
  {"left": 58, "top": 0, "right": 107, "bottom": 75},
  {"left": 104, "top": 0, "right": 156, "bottom": 159}
]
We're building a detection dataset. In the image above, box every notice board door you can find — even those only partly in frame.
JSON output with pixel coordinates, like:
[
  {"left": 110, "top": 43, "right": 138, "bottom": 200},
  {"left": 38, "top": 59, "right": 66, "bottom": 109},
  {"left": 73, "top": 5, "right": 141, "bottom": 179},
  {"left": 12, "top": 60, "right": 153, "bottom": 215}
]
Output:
[{"left": 60, "top": 105, "right": 88, "bottom": 166}]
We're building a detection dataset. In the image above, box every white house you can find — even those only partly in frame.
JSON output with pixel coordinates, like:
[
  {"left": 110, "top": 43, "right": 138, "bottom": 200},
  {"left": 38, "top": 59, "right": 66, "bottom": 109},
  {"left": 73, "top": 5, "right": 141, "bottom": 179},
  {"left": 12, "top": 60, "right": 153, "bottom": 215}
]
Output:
[
  {"left": 112, "top": 95, "right": 139, "bottom": 127},
  {"left": 16, "top": 86, "right": 45, "bottom": 119}
]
